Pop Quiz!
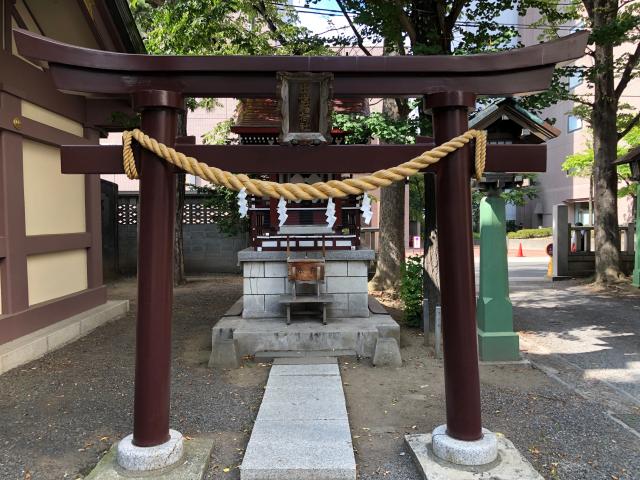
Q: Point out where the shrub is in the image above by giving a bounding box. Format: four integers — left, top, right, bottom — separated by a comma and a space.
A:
507, 227, 552, 239
400, 255, 424, 327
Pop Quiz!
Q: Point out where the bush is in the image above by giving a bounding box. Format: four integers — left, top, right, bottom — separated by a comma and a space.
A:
507, 227, 552, 239
400, 255, 423, 327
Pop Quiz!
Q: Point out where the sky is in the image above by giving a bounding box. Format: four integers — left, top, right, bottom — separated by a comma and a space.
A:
290, 0, 351, 39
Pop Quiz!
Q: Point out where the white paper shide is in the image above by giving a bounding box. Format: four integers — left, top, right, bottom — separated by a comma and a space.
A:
325, 197, 337, 229
277, 196, 288, 227
237, 187, 248, 219
360, 194, 373, 225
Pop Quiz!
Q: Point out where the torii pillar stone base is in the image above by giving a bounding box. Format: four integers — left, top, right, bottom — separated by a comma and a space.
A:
476, 194, 519, 362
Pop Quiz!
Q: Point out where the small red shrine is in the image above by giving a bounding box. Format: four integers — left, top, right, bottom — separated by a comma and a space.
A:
231, 97, 369, 251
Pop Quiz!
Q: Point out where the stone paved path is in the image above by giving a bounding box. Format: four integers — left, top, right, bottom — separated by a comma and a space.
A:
240, 358, 356, 480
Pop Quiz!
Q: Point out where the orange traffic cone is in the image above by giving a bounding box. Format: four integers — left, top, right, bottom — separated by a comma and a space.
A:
517, 242, 524, 257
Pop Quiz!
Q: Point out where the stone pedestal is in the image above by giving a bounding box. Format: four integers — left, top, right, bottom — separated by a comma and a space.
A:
476, 196, 519, 361
116, 429, 184, 471
405, 431, 543, 480
209, 248, 401, 367
238, 248, 373, 319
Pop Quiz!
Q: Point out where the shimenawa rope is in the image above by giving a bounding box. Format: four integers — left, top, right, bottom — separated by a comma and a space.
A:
122, 128, 486, 201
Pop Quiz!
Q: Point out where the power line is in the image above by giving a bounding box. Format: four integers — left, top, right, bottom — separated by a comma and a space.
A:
271, 2, 580, 31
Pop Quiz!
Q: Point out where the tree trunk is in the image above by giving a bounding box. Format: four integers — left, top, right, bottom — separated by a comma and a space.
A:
370, 97, 406, 292
591, 0, 624, 283
370, 181, 406, 291
174, 113, 187, 286
423, 172, 440, 327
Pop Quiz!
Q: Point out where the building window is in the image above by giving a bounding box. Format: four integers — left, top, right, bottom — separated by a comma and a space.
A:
568, 115, 583, 133
573, 202, 591, 225
568, 71, 582, 90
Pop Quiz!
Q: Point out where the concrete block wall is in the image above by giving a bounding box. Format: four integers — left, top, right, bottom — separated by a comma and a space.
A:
241, 260, 370, 319
118, 223, 247, 275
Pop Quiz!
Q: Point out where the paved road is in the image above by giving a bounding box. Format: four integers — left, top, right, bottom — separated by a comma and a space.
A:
474, 256, 550, 286
475, 256, 640, 437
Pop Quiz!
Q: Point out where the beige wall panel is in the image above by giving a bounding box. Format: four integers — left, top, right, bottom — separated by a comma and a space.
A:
22, 140, 86, 235
27, 250, 88, 305
21, 100, 84, 137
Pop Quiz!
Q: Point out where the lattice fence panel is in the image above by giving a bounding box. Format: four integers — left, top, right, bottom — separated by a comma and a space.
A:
117, 202, 138, 225
117, 196, 226, 225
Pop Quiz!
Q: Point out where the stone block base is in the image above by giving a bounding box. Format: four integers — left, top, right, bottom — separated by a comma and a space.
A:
209, 327, 241, 368
405, 432, 543, 480
210, 297, 400, 366
239, 248, 374, 319
372, 337, 402, 367
477, 329, 520, 362
0, 300, 129, 375
86, 435, 213, 479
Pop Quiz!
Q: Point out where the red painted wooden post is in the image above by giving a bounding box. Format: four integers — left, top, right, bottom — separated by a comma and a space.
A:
426, 91, 483, 442
131, 90, 183, 447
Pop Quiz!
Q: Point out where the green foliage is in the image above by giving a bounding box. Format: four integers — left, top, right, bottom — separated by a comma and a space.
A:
129, 0, 331, 112
563, 126, 639, 198
190, 184, 248, 236
110, 111, 140, 129
507, 228, 552, 239
400, 255, 424, 327
129, 0, 329, 56
334, 109, 427, 222
201, 119, 236, 145
192, 119, 248, 236
517, 0, 639, 128
333, 111, 421, 145
316, 0, 523, 56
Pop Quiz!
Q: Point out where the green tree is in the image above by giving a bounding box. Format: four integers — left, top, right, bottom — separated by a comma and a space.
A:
129, 0, 328, 283
520, 0, 640, 283
563, 126, 639, 221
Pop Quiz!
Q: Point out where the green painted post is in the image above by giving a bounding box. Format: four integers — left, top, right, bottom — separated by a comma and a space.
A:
633, 184, 640, 288
476, 193, 519, 361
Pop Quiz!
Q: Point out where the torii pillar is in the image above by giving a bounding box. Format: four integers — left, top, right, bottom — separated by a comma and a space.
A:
115, 90, 186, 471
424, 91, 497, 464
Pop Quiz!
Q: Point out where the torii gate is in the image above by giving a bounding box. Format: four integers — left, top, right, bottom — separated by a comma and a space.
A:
14, 28, 587, 472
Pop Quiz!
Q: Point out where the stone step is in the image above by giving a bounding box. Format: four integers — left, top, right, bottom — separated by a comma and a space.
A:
255, 349, 357, 362
273, 357, 337, 365
221, 316, 399, 359
240, 363, 356, 480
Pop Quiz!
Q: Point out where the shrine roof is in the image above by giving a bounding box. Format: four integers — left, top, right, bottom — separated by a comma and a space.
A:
232, 98, 368, 129
470, 98, 561, 142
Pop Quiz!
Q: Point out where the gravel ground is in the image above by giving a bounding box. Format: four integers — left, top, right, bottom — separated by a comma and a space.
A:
1, 276, 638, 480
0, 276, 268, 480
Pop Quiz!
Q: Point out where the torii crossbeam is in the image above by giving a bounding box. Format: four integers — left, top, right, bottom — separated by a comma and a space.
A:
14, 27, 588, 472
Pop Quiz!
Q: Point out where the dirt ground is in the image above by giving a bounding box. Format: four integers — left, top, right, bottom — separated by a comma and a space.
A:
0, 276, 638, 480
0, 276, 268, 480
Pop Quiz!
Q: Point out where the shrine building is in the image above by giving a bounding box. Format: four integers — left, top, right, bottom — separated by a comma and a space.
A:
0, 1, 141, 374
